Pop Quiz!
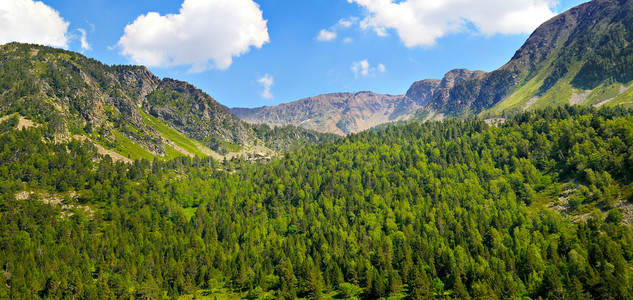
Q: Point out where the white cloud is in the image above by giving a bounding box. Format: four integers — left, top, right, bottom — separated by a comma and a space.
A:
257, 74, 274, 99
351, 59, 386, 78
77, 28, 91, 51
0, 0, 69, 47
348, 0, 558, 47
118, 0, 269, 72
352, 60, 370, 77
316, 29, 337, 42
343, 37, 354, 44
337, 18, 355, 28
316, 17, 359, 42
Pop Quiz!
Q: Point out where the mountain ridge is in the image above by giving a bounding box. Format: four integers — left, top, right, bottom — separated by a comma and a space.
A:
231, 68, 485, 135
0, 42, 335, 160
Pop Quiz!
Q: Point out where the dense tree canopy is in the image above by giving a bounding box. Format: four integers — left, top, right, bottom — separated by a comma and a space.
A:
1, 105, 633, 299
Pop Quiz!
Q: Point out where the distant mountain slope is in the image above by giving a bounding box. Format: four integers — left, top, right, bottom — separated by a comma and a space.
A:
0, 43, 333, 159
415, 0, 633, 116
232, 69, 484, 135
406, 69, 487, 108
232, 91, 420, 135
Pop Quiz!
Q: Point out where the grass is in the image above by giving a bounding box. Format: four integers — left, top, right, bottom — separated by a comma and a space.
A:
484, 52, 588, 116
91, 110, 219, 162
139, 110, 213, 157
111, 130, 155, 161
608, 82, 633, 107
219, 142, 242, 153
164, 144, 182, 160
585, 82, 624, 106
486, 61, 633, 117
179, 289, 350, 300
177, 282, 412, 300
534, 80, 574, 110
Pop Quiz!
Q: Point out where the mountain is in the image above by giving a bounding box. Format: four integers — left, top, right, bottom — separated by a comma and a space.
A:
0, 42, 334, 160
235, 0, 633, 133
231, 69, 484, 135
232, 91, 422, 135
411, 0, 633, 116
406, 68, 487, 108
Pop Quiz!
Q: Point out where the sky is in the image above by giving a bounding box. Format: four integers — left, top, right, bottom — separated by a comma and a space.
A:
0, 0, 589, 108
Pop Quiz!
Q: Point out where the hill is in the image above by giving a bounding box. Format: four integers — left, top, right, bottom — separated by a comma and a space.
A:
1, 105, 633, 298
0, 43, 335, 160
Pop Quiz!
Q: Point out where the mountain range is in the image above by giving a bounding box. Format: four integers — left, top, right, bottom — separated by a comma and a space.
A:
1, 0, 632, 156
233, 0, 633, 135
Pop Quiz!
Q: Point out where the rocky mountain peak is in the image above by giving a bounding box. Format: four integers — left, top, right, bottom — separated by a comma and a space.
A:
439, 69, 487, 89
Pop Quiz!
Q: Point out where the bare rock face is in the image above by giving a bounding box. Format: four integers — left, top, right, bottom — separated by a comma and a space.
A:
118, 66, 160, 105
406, 69, 487, 109
232, 91, 420, 135
406, 79, 440, 106
233, 68, 492, 135
439, 69, 487, 89
146, 78, 255, 151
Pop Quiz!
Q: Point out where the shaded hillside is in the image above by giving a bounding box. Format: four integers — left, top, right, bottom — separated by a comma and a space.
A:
406, 69, 487, 110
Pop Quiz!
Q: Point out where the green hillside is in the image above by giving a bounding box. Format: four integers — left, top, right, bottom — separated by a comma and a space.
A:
405, 0, 633, 118
0, 43, 335, 161
1, 106, 632, 299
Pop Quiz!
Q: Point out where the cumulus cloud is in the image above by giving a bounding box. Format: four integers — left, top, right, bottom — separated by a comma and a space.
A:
257, 74, 274, 99
77, 29, 91, 51
316, 29, 337, 41
0, 0, 69, 47
118, 0, 269, 72
351, 59, 386, 78
348, 0, 558, 47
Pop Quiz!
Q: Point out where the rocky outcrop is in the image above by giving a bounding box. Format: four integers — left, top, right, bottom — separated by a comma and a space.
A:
146, 78, 255, 150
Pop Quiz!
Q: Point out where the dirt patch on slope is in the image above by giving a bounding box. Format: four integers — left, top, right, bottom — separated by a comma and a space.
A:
15, 190, 94, 219
570, 90, 591, 105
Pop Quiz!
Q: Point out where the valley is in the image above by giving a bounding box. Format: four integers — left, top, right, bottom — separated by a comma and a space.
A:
1, 0, 633, 299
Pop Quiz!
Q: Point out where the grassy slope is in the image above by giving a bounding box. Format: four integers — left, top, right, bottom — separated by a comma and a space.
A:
484, 62, 632, 117
608, 84, 633, 107
140, 110, 215, 158
110, 130, 156, 161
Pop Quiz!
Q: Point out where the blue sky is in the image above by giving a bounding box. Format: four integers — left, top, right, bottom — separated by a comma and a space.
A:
1, 0, 588, 108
